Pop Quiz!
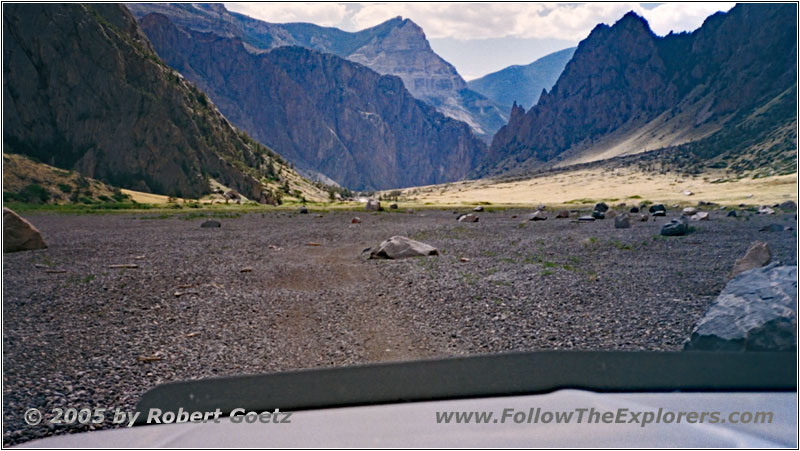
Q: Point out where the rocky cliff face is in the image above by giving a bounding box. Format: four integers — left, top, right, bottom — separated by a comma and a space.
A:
3, 3, 302, 200
484, 4, 797, 176
140, 13, 487, 190
467, 47, 576, 112
127, 4, 507, 138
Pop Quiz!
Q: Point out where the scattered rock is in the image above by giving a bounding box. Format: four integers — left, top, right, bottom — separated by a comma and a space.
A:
683, 190, 693, 196
660, 217, 689, 236
3, 208, 47, 252
298, 206, 308, 214
685, 263, 796, 352
555, 210, 570, 219
727, 210, 738, 217
365, 199, 381, 211
457, 213, 479, 223
779, 200, 797, 211
389, 203, 398, 210
526, 211, 548, 221
200, 220, 221, 228
690, 212, 709, 221
649, 204, 666, 214
605, 210, 617, 219
239, 267, 253, 273
729, 241, 771, 278
639, 214, 649, 222
459, 257, 470, 263
759, 224, 785, 232
536, 204, 546, 211
473, 206, 484, 212
652, 210, 666, 217
578, 216, 595, 222
681, 207, 698, 216
351, 217, 362, 224
629, 207, 640, 213
369, 236, 439, 259
614, 213, 631, 229
591, 210, 605, 220
109, 264, 139, 269
758, 206, 775, 215
594, 202, 609, 212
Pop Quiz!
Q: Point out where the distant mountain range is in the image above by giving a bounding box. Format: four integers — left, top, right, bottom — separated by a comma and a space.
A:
139, 13, 487, 190
467, 47, 576, 112
484, 3, 797, 177
126, 3, 507, 139
3, 4, 320, 202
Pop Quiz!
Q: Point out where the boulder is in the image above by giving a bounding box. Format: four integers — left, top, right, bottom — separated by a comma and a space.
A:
681, 207, 698, 216
649, 204, 666, 214
3, 208, 47, 252
629, 206, 640, 213
200, 220, 221, 228
779, 200, 797, 211
389, 203, 398, 210
729, 241, 771, 278
526, 211, 547, 221
578, 216, 595, 222
555, 210, 570, 219
727, 210, 738, 217
684, 264, 796, 352
639, 214, 649, 222
298, 206, 308, 214
660, 217, 689, 236
365, 199, 381, 211
605, 210, 617, 219
594, 202, 609, 212
614, 213, 631, 229
690, 212, 709, 221
591, 210, 605, 220
458, 213, 479, 223
757, 206, 775, 215
369, 236, 439, 259
473, 206, 484, 212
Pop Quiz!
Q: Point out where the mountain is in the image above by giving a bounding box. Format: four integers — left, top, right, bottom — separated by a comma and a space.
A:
126, 3, 508, 138
467, 47, 576, 112
139, 13, 487, 190
484, 4, 797, 177
3, 3, 322, 202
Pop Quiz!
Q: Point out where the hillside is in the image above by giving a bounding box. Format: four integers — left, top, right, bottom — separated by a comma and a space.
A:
139, 13, 487, 191
126, 3, 508, 138
484, 4, 797, 177
467, 47, 576, 112
3, 3, 323, 203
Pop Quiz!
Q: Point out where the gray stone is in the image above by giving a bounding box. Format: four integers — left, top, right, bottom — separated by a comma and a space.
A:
758, 206, 775, 215
730, 241, 771, 278
200, 220, 221, 228
690, 212, 709, 221
681, 207, 698, 216
591, 210, 605, 220
779, 200, 797, 211
369, 236, 439, 259
727, 210, 738, 217
629, 206, 640, 213
298, 206, 308, 214
578, 216, 595, 222
639, 213, 649, 222
365, 199, 381, 211
685, 264, 796, 352
594, 202, 609, 212
759, 224, 785, 232
525, 211, 547, 221
652, 210, 666, 217
536, 204, 546, 211
649, 204, 666, 214
473, 206, 484, 212
660, 217, 689, 236
3, 208, 47, 252
614, 213, 631, 229
555, 210, 570, 219
458, 213, 479, 223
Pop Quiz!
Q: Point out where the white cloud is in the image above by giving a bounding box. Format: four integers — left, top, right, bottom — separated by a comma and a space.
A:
226, 2, 735, 41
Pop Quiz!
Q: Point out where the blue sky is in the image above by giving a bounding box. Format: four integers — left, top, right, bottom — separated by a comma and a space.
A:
226, 2, 735, 80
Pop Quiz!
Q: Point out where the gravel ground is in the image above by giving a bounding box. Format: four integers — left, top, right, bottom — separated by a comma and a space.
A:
3, 207, 797, 444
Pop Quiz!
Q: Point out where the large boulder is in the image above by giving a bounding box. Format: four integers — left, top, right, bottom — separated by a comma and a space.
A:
729, 241, 771, 278
685, 264, 797, 352
660, 217, 689, 236
614, 213, 631, 229
594, 202, 609, 212
365, 199, 381, 211
369, 236, 439, 259
681, 207, 698, 216
3, 208, 47, 252
779, 200, 797, 211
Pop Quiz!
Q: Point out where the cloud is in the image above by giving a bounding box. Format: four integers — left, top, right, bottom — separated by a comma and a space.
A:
227, 2, 735, 41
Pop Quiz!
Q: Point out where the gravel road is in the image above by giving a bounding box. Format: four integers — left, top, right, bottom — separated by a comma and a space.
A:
3, 207, 796, 444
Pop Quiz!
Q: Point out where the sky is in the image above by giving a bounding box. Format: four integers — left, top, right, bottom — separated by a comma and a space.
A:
226, 2, 735, 80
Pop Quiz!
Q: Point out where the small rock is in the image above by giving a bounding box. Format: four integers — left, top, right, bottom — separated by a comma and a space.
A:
660, 217, 689, 236
652, 210, 666, 217
526, 211, 547, 221
779, 200, 797, 211
240, 267, 253, 273
389, 203, 398, 210
683, 190, 693, 196
536, 204, 546, 211
369, 236, 439, 259
298, 206, 308, 214
649, 204, 666, 214
727, 210, 738, 217
594, 202, 609, 212
555, 210, 569, 219
639, 214, 649, 222
458, 213, 479, 223
759, 224, 785, 232
351, 217, 362, 224
682, 207, 698, 216
758, 206, 775, 215
460, 257, 470, 263
614, 213, 631, 229
591, 210, 605, 220
473, 206, 484, 212
729, 241, 771, 278
200, 220, 221, 228
690, 212, 709, 221
578, 216, 595, 222
629, 207, 640, 213
605, 210, 617, 219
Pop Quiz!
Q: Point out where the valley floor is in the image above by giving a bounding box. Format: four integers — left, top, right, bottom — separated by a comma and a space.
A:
3, 208, 798, 444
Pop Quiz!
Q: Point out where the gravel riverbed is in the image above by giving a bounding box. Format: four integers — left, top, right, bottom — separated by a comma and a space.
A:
3, 207, 796, 444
